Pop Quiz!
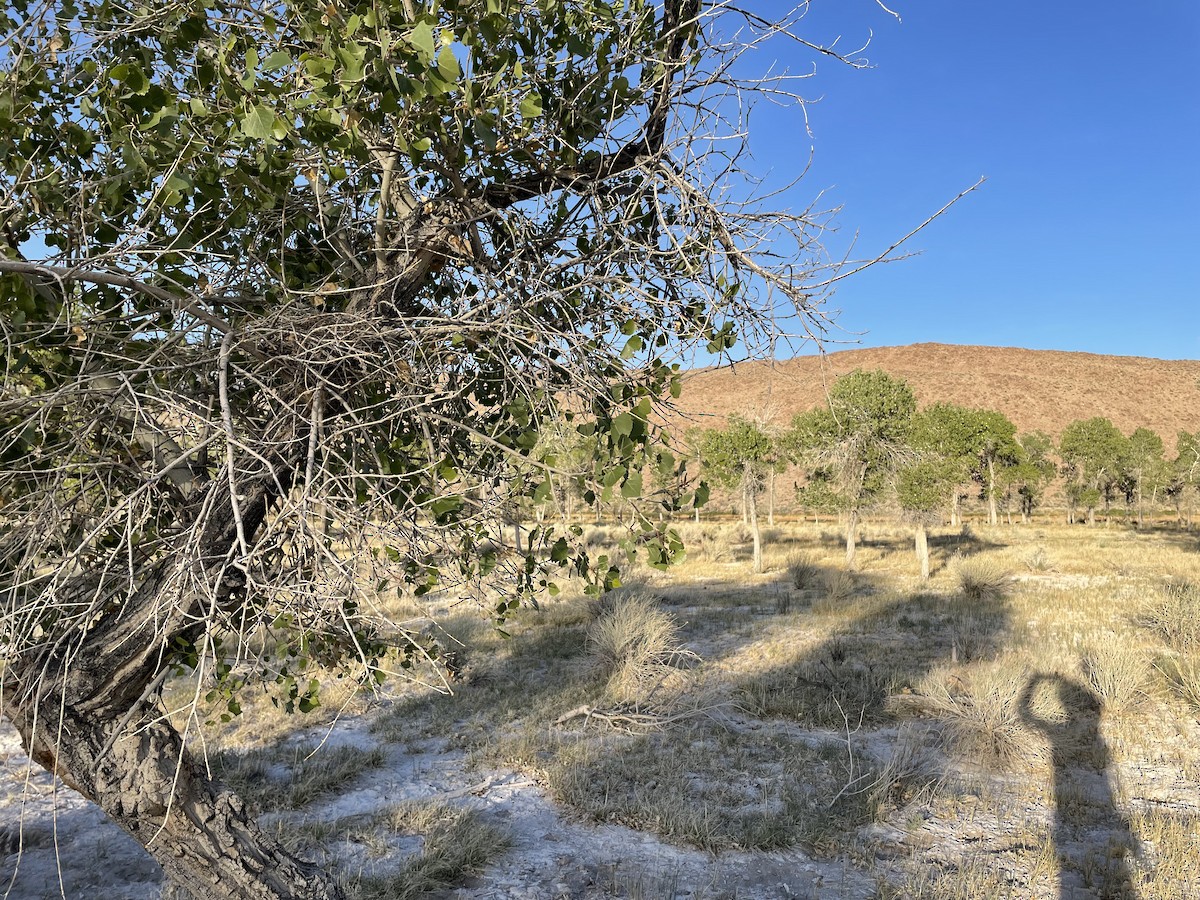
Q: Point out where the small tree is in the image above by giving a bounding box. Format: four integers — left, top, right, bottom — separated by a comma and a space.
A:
788, 370, 915, 568
973, 410, 1022, 526
1009, 431, 1057, 524
1170, 431, 1200, 527
699, 416, 778, 573
910, 403, 983, 527
1059, 417, 1128, 525
1121, 427, 1168, 527
896, 457, 956, 579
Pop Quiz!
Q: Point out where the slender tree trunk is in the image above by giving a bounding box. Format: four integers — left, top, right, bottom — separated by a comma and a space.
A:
845, 506, 859, 569
741, 485, 747, 526
914, 523, 929, 580
950, 492, 961, 528
987, 457, 998, 526
748, 477, 763, 574
767, 470, 775, 527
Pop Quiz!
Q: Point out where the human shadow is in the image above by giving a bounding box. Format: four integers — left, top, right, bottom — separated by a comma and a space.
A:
1019, 675, 1139, 900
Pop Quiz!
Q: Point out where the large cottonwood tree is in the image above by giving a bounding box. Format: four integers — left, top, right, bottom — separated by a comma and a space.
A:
0, 1, 874, 896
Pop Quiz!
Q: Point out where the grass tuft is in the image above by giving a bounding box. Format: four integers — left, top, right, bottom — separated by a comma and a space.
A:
953, 557, 1011, 603
786, 552, 821, 591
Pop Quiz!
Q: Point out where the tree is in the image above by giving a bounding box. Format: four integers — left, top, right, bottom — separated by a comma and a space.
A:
788, 369, 915, 568
1169, 430, 1200, 527
909, 403, 983, 527
1058, 417, 1128, 525
896, 456, 956, 579
699, 416, 778, 574
0, 3, 866, 896
972, 409, 1021, 526
1120, 427, 1167, 527
1009, 430, 1056, 524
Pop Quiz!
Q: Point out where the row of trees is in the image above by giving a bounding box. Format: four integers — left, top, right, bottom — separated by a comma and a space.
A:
692, 370, 1200, 575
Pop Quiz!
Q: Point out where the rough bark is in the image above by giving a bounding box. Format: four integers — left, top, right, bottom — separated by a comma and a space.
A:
3, 688, 341, 900
3, 439, 342, 899
987, 457, 998, 526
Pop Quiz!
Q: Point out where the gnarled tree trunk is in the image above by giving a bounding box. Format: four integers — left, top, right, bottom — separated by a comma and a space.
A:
3, 687, 341, 900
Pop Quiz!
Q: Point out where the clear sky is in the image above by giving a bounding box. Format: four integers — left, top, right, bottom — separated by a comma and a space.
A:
740, 0, 1200, 361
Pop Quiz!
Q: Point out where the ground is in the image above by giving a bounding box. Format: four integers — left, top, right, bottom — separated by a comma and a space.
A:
2, 519, 1199, 899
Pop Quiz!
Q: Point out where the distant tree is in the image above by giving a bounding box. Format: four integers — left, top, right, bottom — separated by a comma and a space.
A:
896, 456, 957, 579
1169, 430, 1200, 528
1059, 417, 1128, 525
973, 410, 1022, 526
787, 370, 915, 568
908, 403, 980, 527
1009, 431, 1057, 524
699, 416, 778, 573
1120, 427, 1168, 527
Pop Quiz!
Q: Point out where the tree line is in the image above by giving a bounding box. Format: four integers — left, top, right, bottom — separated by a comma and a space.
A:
686, 369, 1200, 575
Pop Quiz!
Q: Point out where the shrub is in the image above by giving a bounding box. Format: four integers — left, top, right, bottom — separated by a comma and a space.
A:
1082, 640, 1148, 713
823, 568, 857, 603
786, 552, 821, 591
1142, 579, 1200, 653
586, 591, 693, 704
954, 557, 1010, 603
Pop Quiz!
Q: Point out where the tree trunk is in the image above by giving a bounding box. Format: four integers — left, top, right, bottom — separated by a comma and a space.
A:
987, 457, 998, 526
741, 484, 747, 526
845, 506, 859, 569
1087, 506, 1095, 526
914, 523, 929, 580
2, 433, 342, 899
767, 470, 775, 527
950, 492, 961, 528
3, 688, 340, 899
748, 475, 763, 574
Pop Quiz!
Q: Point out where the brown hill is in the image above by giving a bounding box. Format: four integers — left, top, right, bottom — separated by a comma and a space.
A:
671, 343, 1200, 447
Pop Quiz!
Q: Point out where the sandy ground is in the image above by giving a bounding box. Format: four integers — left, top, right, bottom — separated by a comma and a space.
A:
0, 716, 876, 900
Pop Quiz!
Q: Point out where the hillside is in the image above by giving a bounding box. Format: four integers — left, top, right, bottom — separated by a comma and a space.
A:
671, 343, 1200, 446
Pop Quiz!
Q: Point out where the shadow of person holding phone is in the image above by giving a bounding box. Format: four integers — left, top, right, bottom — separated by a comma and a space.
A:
1020, 674, 1139, 899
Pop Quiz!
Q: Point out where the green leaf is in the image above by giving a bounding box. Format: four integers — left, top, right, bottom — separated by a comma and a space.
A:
408, 22, 436, 63
612, 411, 633, 439
239, 104, 276, 139
620, 335, 643, 360
437, 46, 461, 81
519, 93, 543, 119
621, 470, 643, 498
263, 51, 292, 72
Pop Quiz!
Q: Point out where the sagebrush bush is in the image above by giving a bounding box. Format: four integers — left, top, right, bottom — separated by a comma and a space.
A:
954, 557, 1010, 603
1154, 654, 1200, 711
912, 667, 1040, 772
823, 568, 857, 603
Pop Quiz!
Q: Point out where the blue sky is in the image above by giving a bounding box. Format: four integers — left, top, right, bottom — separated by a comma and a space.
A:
740, 0, 1200, 361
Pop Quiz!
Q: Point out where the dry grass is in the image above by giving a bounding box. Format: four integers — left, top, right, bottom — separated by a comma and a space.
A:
184, 518, 1200, 899
953, 556, 1011, 603
786, 551, 821, 591
585, 590, 694, 705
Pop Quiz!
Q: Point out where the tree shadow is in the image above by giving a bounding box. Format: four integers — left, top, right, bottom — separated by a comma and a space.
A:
1019, 675, 1140, 900
735, 582, 1011, 730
